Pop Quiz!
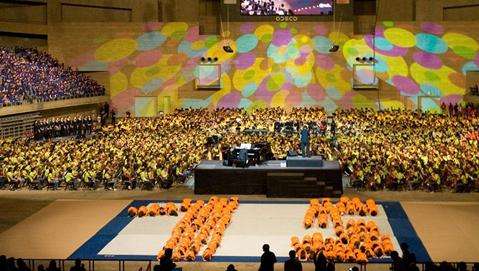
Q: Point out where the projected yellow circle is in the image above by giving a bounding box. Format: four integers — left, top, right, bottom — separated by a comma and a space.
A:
384, 28, 416, 48
95, 39, 137, 62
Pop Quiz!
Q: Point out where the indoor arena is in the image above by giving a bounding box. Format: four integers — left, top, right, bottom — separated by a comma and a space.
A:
0, 1, 479, 271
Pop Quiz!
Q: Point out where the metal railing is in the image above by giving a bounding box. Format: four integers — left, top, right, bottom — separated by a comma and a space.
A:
18, 259, 479, 271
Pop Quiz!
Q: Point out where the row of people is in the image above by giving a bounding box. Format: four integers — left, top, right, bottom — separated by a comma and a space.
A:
0, 256, 83, 271
0, 47, 105, 107
3, 243, 479, 271
1, 107, 478, 191
0, 154, 185, 191
33, 115, 95, 140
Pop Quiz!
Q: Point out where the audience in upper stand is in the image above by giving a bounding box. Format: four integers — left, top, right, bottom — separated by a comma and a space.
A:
0, 106, 478, 191
0, 47, 105, 107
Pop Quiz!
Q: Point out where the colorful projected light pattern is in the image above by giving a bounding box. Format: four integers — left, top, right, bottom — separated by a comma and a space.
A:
73, 22, 479, 113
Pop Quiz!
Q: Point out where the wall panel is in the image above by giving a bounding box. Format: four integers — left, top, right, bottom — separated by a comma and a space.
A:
0, 3, 47, 24
416, 0, 479, 21
61, 4, 132, 22
444, 5, 479, 21
47, 21, 479, 114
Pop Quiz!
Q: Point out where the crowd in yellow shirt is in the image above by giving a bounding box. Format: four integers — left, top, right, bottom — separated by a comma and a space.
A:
0, 107, 478, 191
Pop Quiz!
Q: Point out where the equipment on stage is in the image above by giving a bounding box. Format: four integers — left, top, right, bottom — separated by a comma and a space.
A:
242, 128, 268, 135
274, 121, 325, 135
222, 142, 274, 168
286, 156, 324, 168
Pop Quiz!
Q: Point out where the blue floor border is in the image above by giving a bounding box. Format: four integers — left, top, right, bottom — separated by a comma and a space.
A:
69, 200, 431, 263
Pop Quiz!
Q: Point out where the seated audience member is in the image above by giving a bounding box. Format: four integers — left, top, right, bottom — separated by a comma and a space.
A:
457, 262, 467, 271
284, 250, 302, 271
46, 260, 60, 271
69, 260, 86, 271
390, 251, 405, 271
439, 261, 455, 271
7, 257, 17, 271
0, 255, 7, 271
326, 261, 335, 271
16, 258, 31, 271
226, 264, 237, 271
314, 251, 327, 271
155, 248, 176, 271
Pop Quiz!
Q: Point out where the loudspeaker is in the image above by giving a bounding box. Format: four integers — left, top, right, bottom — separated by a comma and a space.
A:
223, 45, 234, 53
329, 45, 339, 52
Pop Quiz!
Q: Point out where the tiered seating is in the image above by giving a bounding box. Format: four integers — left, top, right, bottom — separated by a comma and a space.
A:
0, 47, 105, 107
0, 107, 478, 192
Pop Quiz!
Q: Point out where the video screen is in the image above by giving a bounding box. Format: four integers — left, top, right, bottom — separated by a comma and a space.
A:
240, 0, 333, 16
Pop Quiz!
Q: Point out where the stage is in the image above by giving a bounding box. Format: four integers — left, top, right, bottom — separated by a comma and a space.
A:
194, 158, 342, 197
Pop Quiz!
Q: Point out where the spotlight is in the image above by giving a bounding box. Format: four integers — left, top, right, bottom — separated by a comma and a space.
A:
200, 57, 206, 63
329, 44, 339, 52
223, 45, 234, 53
213, 57, 218, 62
368, 57, 377, 63
362, 57, 368, 62
355, 57, 361, 62
207, 57, 212, 62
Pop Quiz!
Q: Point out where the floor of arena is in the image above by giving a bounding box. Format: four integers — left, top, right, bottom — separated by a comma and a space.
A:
0, 186, 478, 270
68, 200, 422, 262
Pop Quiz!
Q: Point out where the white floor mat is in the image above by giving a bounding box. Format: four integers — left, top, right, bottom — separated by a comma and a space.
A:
99, 202, 401, 258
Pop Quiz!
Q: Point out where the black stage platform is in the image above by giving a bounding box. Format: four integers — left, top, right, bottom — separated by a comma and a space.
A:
194, 158, 342, 197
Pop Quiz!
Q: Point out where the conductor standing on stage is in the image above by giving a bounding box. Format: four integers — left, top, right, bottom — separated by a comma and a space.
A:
300, 125, 310, 157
